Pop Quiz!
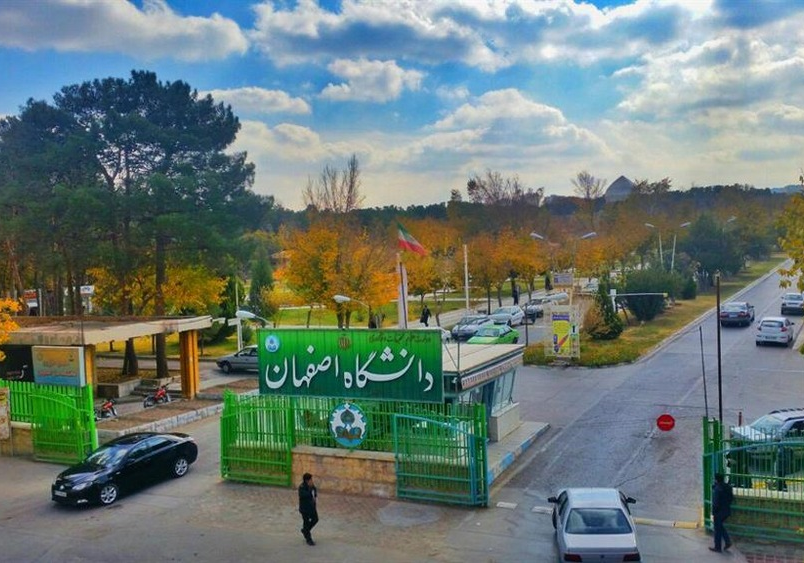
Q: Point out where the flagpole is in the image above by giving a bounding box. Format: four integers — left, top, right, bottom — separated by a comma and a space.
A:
397, 253, 409, 328
464, 244, 469, 311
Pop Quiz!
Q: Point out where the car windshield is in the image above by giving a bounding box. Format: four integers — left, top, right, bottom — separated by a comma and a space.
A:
785, 294, 803, 302
85, 444, 129, 468
475, 327, 501, 337
722, 303, 745, 312
761, 320, 783, 329
491, 308, 510, 315
459, 316, 484, 325
750, 414, 785, 435
565, 508, 633, 534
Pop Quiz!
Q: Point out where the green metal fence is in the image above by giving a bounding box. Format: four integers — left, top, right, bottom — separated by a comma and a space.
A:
220, 392, 294, 486
703, 417, 804, 543
30, 387, 97, 464
393, 412, 487, 506
220, 392, 488, 506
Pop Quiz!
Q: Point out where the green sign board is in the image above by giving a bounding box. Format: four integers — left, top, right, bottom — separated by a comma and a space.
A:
257, 329, 443, 402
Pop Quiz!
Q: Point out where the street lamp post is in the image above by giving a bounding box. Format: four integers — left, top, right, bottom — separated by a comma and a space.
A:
715, 271, 723, 425
644, 223, 663, 269
670, 222, 692, 272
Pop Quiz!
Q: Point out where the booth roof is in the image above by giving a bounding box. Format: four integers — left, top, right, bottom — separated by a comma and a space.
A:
5, 315, 213, 347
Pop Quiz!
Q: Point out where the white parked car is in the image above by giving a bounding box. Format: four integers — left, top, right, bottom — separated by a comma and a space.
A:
488, 305, 525, 326
755, 316, 795, 347
548, 488, 641, 563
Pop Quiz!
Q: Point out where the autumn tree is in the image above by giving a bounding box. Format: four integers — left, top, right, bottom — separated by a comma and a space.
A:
778, 192, 804, 291
0, 299, 20, 363
466, 169, 543, 206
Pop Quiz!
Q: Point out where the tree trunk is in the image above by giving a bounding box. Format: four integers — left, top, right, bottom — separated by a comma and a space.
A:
122, 338, 139, 376
154, 235, 169, 379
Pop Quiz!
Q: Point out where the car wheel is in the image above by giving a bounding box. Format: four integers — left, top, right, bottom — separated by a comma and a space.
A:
98, 483, 119, 505
513, 337, 519, 344
219, 362, 232, 374
171, 456, 190, 478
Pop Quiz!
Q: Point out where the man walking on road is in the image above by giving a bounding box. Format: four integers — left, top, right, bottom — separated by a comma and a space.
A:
710, 473, 733, 553
298, 473, 319, 546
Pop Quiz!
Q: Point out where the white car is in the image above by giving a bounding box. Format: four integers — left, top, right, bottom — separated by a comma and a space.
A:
488, 305, 525, 326
548, 488, 641, 563
755, 316, 795, 347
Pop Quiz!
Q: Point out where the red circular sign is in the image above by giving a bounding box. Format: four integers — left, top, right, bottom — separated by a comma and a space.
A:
656, 414, 675, 432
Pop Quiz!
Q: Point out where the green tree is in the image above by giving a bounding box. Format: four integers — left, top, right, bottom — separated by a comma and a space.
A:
52, 70, 260, 377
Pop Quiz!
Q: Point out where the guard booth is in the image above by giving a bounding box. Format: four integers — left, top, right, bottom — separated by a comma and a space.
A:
1, 315, 212, 461
220, 328, 526, 507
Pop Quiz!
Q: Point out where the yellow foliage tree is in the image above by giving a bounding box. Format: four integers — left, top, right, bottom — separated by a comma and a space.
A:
778, 192, 804, 291
0, 299, 20, 362
88, 265, 225, 315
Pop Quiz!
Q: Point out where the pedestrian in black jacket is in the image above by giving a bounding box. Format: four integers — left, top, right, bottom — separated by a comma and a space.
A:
298, 473, 319, 546
710, 473, 733, 553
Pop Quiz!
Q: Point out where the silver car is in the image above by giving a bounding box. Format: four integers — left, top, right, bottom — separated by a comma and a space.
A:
450, 315, 493, 341
548, 488, 641, 562
781, 292, 804, 315
488, 305, 525, 326
755, 316, 795, 347
215, 345, 259, 373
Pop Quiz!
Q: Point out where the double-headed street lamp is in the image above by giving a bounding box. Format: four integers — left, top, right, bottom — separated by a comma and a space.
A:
333, 294, 376, 328
645, 222, 692, 271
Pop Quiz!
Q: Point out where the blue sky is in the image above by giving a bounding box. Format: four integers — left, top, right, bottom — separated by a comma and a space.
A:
1, 0, 803, 210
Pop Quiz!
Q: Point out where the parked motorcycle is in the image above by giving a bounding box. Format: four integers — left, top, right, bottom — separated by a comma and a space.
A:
143, 385, 172, 408
94, 398, 118, 421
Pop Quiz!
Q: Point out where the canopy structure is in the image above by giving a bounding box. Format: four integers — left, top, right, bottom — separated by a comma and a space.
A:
3, 315, 213, 398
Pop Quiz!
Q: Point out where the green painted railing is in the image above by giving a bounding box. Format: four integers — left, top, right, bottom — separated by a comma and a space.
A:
703, 417, 804, 543
393, 410, 488, 506
220, 391, 487, 504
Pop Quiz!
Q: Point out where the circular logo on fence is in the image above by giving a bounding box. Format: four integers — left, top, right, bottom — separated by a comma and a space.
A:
264, 334, 280, 353
329, 402, 368, 448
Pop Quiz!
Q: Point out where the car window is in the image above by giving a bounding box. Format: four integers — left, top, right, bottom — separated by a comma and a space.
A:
761, 320, 783, 329
565, 508, 633, 534
86, 445, 128, 467
128, 441, 151, 461
143, 436, 172, 454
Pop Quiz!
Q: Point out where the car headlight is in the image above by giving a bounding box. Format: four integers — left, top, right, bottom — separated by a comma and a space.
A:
72, 481, 93, 491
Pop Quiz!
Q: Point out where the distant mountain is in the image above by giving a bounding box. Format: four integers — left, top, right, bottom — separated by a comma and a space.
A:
769, 184, 803, 194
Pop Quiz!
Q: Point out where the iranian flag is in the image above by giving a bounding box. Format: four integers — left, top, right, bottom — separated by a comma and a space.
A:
397, 223, 427, 255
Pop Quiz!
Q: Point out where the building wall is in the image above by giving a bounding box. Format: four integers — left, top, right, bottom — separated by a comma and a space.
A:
292, 445, 397, 498
0, 423, 33, 456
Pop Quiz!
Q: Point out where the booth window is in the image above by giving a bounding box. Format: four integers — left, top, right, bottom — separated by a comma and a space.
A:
491, 370, 516, 415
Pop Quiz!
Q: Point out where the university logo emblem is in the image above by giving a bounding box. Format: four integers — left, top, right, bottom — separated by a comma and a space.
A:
329, 402, 368, 448
264, 334, 280, 353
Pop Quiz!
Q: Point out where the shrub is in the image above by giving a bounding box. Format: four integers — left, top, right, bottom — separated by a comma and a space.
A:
584, 285, 624, 340
681, 276, 697, 299
623, 268, 676, 321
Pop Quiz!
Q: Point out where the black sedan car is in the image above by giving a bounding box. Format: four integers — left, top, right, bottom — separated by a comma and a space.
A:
719, 301, 755, 327
52, 432, 198, 506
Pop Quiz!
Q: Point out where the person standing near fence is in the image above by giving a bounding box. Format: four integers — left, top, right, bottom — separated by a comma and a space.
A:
298, 473, 319, 546
710, 473, 733, 553
420, 304, 431, 327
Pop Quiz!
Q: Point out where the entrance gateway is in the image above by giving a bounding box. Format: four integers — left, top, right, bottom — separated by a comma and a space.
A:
220, 328, 525, 506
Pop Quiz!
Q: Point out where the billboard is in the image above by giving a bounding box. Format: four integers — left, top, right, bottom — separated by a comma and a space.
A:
547, 305, 580, 359
32, 346, 86, 387
258, 329, 443, 402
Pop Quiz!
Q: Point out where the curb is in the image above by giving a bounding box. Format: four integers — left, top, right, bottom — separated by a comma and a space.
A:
487, 422, 550, 486
633, 516, 699, 529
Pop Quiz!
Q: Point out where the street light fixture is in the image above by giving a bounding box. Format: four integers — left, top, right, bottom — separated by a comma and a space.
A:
235, 309, 269, 327
670, 221, 692, 272
333, 294, 375, 328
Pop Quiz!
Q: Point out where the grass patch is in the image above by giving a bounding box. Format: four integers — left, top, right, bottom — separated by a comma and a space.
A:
525, 255, 786, 367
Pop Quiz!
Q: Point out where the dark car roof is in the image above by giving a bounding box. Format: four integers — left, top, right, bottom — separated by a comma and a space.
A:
106, 432, 187, 447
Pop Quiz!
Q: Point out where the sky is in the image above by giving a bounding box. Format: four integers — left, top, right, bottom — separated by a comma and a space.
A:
1, 0, 803, 211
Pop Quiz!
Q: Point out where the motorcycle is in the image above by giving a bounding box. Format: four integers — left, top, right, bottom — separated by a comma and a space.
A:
94, 398, 118, 421
143, 385, 172, 408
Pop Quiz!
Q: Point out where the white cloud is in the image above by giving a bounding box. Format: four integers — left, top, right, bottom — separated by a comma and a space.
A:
320, 59, 424, 102
0, 0, 247, 61
202, 87, 310, 115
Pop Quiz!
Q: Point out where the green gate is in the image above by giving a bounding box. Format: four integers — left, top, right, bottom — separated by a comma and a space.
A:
220, 391, 293, 486
703, 417, 804, 543
393, 411, 488, 506
31, 386, 96, 464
